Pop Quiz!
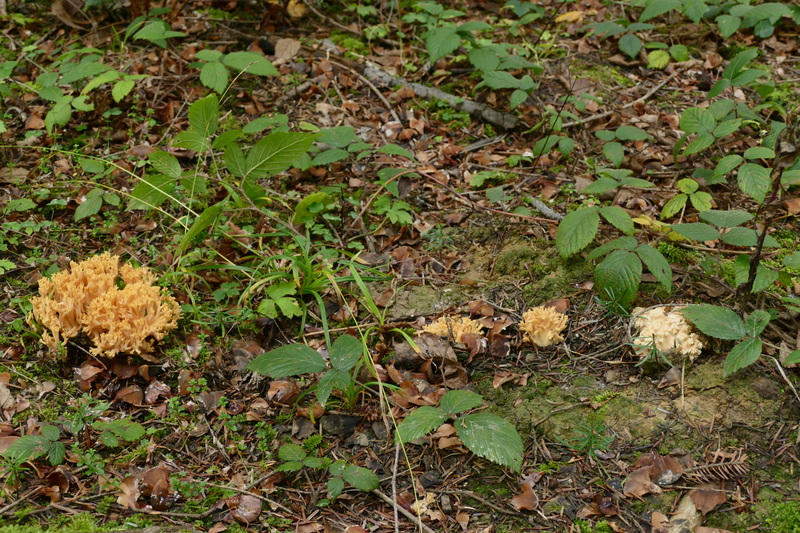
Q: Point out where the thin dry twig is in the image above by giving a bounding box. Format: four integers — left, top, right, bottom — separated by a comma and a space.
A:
371, 489, 438, 533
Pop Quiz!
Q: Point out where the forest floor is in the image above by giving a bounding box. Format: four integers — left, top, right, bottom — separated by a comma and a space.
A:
1, 0, 800, 531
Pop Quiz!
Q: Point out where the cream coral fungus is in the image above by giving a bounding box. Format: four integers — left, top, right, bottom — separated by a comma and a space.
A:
29, 253, 181, 357
519, 306, 568, 347
422, 316, 484, 343
632, 306, 704, 361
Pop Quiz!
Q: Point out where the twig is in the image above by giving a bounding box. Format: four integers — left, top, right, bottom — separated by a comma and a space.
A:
203, 481, 294, 514
392, 444, 400, 533
770, 356, 800, 405
371, 489, 437, 533
562, 70, 681, 128
438, 489, 528, 517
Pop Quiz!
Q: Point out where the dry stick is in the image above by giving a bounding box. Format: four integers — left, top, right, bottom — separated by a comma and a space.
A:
438, 489, 528, 517
371, 489, 437, 533
770, 356, 800, 405
392, 444, 401, 533
561, 70, 681, 128
362, 63, 522, 131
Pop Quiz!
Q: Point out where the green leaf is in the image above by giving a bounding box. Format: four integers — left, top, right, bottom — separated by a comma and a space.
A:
176, 202, 224, 256
112, 79, 135, 102
556, 207, 600, 257
707, 78, 731, 99
661, 194, 687, 219
188, 93, 219, 138
80, 69, 119, 94
223, 144, 247, 178
278, 443, 307, 461
682, 0, 708, 23
712, 118, 742, 138
781, 169, 800, 187
720, 227, 760, 246
635, 243, 672, 291
698, 209, 753, 228
509, 89, 528, 110
196, 49, 224, 61
716, 14, 741, 37
683, 132, 715, 156
731, 69, 766, 87
744, 146, 775, 160
45, 96, 73, 134
149, 150, 182, 179
737, 163, 771, 203
200, 61, 228, 93
715, 155, 743, 177
647, 50, 670, 69
127, 174, 174, 211
469, 47, 500, 72
426, 26, 461, 63
222, 51, 278, 76
60, 61, 113, 84
247, 343, 327, 378
586, 236, 638, 261
133, 20, 185, 47
329, 334, 362, 372
439, 390, 483, 416
688, 191, 712, 211
342, 465, 380, 491
669, 44, 690, 61
619, 177, 656, 188
784, 252, 800, 268
310, 148, 349, 166
327, 476, 345, 500
74, 190, 104, 221
723, 337, 762, 377
784, 350, 800, 365
744, 310, 771, 337
594, 249, 642, 309
582, 177, 621, 195
733, 254, 779, 292
599, 205, 634, 235
317, 126, 358, 148
618, 33, 643, 59
640, 0, 681, 21
680, 304, 746, 340
455, 413, 523, 472
292, 191, 334, 225
482, 70, 522, 89
671, 222, 719, 241
212, 130, 244, 150
680, 107, 715, 134
396, 406, 449, 443
615, 125, 652, 141
376, 144, 415, 159
723, 48, 758, 80
603, 141, 625, 167
276, 461, 304, 472
245, 132, 317, 180
173, 130, 210, 152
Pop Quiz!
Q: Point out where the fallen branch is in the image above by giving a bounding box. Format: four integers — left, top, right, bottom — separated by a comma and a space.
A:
362, 63, 522, 131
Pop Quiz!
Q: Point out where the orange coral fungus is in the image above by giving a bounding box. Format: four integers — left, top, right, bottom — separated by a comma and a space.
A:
29, 253, 181, 357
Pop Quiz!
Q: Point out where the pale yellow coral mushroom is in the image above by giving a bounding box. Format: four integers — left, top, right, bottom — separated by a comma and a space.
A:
519, 306, 568, 347
422, 316, 484, 343
29, 253, 181, 358
632, 306, 704, 361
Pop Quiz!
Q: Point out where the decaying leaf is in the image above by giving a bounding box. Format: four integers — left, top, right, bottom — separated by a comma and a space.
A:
509, 482, 538, 511
690, 488, 726, 515
623, 467, 661, 498
227, 493, 263, 523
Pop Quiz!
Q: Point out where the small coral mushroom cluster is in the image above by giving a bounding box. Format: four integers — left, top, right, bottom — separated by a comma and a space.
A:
29, 253, 181, 358
423, 305, 568, 348
632, 306, 705, 362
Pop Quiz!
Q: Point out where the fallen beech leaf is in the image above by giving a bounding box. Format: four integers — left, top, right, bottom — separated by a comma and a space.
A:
274, 38, 301, 60
651, 511, 669, 533
623, 467, 661, 498
144, 381, 171, 404
228, 493, 262, 523
117, 476, 140, 509
690, 489, 726, 515
657, 366, 681, 389
456, 511, 470, 530
141, 465, 173, 511
115, 385, 143, 406
510, 483, 539, 511
267, 380, 300, 405
110, 357, 138, 379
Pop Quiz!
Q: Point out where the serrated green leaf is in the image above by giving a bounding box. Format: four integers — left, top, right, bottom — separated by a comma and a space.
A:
149, 151, 182, 179
293, 191, 334, 225
329, 334, 362, 372
81, 69, 119, 95
45, 96, 73, 134
196, 49, 223, 61
784, 350, 800, 365
439, 390, 484, 416
556, 207, 600, 257
396, 406, 448, 443
188, 93, 219, 137
200, 61, 228, 93
455, 413, 523, 472
682, 0, 708, 23
744, 310, 771, 337
680, 107, 715, 134
720, 226, 760, 246
327, 476, 345, 500
670, 44, 690, 61
689, 191, 712, 211
173, 130, 210, 152
482, 70, 522, 89
712, 118, 742, 138
247, 343, 326, 378
509, 89, 528, 110
245, 132, 316, 180
127, 173, 175, 211
698, 209, 753, 228
784, 252, 800, 268
278, 443, 307, 461
619, 177, 656, 188
640, 0, 681, 21
222, 51, 278, 76
376, 144, 415, 159
716, 14, 741, 37
647, 50, 670, 69
680, 304, 745, 340
582, 177, 621, 195
112, 79, 135, 102
586, 236, 638, 261
618, 33, 643, 59
342, 465, 380, 491
74, 193, 103, 221
469, 47, 500, 72
276, 461, 304, 472
683, 132, 715, 156
600, 205, 634, 235
426, 26, 461, 63
731, 68, 767, 87
616, 125, 652, 141
715, 154, 743, 177
594, 249, 642, 309
671, 222, 719, 241
744, 146, 775, 160
708, 78, 731, 99
723, 337, 762, 377
723, 48, 758, 79
737, 163, 771, 203
603, 141, 625, 167
636, 243, 672, 291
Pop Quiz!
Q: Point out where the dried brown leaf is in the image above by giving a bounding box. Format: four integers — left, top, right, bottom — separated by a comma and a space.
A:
227, 493, 263, 523
509, 483, 539, 511
623, 467, 661, 498
690, 489, 726, 515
